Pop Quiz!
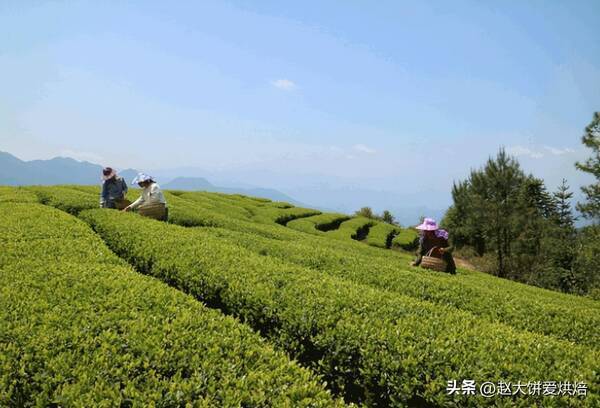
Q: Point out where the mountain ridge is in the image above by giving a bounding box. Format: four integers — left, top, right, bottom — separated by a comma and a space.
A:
0, 151, 303, 204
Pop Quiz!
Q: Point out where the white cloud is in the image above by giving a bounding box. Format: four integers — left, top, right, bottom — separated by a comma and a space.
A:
507, 145, 535, 157
353, 144, 377, 154
271, 79, 297, 91
543, 146, 575, 155
507, 145, 576, 160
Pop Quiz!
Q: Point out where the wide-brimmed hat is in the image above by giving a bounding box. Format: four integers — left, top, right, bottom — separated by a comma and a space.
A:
102, 167, 116, 181
416, 217, 439, 231
132, 172, 154, 185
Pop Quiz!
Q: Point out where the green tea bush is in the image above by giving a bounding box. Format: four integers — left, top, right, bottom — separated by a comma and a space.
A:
177, 192, 255, 220
26, 186, 98, 214
0, 186, 39, 203
80, 209, 599, 407
205, 224, 600, 349
252, 207, 322, 225
149, 189, 600, 348
287, 213, 351, 235
0, 203, 339, 407
325, 217, 374, 241
165, 192, 301, 241
364, 222, 400, 249
392, 228, 419, 250
47, 185, 599, 347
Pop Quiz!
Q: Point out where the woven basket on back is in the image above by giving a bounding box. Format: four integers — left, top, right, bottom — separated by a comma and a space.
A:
138, 202, 167, 221
421, 247, 447, 272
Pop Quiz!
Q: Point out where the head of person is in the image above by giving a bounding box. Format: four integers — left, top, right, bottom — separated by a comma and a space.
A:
102, 167, 116, 181
416, 218, 438, 239
132, 173, 154, 188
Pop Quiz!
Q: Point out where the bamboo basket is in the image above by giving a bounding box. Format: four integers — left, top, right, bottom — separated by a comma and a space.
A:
115, 199, 131, 210
421, 247, 447, 272
138, 202, 167, 221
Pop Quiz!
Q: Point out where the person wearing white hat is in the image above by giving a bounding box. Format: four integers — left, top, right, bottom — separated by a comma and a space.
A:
100, 167, 128, 209
123, 173, 168, 220
410, 217, 456, 274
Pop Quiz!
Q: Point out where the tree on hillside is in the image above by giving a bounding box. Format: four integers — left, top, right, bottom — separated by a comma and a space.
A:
443, 145, 596, 294
554, 179, 576, 230
575, 112, 600, 221
355, 207, 375, 219
469, 148, 525, 278
442, 180, 486, 255
381, 210, 395, 224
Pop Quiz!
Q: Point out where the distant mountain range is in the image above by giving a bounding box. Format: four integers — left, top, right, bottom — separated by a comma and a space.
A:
0, 151, 301, 204
0, 151, 138, 186
162, 177, 302, 205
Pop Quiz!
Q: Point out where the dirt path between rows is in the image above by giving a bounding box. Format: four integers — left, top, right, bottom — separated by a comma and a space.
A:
454, 257, 477, 271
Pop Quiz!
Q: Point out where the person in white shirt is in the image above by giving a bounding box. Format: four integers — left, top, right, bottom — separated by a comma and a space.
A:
123, 173, 168, 220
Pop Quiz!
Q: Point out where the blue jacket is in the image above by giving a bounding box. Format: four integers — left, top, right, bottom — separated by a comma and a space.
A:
100, 176, 128, 207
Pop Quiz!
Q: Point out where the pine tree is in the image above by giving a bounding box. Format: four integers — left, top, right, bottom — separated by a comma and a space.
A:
471, 148, 524, 278
575, 112, 600, 221
553, 179, 575, 230
355, 207, 374, 219
381, 210, 395, 224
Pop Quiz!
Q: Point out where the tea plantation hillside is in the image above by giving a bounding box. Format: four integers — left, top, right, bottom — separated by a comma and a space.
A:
1, 185, 598, 407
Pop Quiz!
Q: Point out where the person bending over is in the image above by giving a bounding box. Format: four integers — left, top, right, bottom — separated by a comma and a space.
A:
411, 217, 456, 274
123, 173, 168, 221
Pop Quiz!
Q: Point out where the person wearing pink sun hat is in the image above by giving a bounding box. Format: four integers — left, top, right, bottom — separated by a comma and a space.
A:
411, 217, 456, 274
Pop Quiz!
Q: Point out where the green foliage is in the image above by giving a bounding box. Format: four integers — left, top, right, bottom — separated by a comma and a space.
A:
391, 228, 419, 250
199, 220, 600, 349
252, 207, 322, 226
575, 111, 600, 221
554, 179, 576, 230
0, 186, 39, 203
381, 210, 395, 224
0, 203, 337, 407
353, 207, 396, 225
26, 185, 99, 214
365, 222, 401, 249
354, 206, 374, 219
80, 209, 599, 407
287, 213, 351, 235
326, 217, 374, 241
572, 225, 600, 294
441, 149, 591, 293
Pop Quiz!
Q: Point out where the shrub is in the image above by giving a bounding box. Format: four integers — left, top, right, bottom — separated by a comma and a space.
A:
197, 221, 600, 350
326, 217, 375, 241
287, 213, 351, 235
0, 203, 339, 407
26, 186, 98, 214
80, 209, 599, 407
392, 228, 419, 250
365, 222, 401, 249
251, 207, 321, 226
0, 186, 39, 203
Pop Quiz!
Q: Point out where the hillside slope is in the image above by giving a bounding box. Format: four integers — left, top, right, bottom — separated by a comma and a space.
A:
1, 185, 598, 407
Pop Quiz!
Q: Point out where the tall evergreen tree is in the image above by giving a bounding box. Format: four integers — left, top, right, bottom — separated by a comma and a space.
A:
381, 210, 395, 224
470, 148, 525, 277
554, 179, 576, 230
575, 112, 600, 221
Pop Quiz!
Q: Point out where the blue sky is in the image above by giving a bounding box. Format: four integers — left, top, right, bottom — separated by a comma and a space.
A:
1, 0, 599, 216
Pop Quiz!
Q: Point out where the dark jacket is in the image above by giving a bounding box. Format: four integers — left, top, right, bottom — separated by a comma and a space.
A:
414, 233, 456, 273
100, 176, 128, 208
